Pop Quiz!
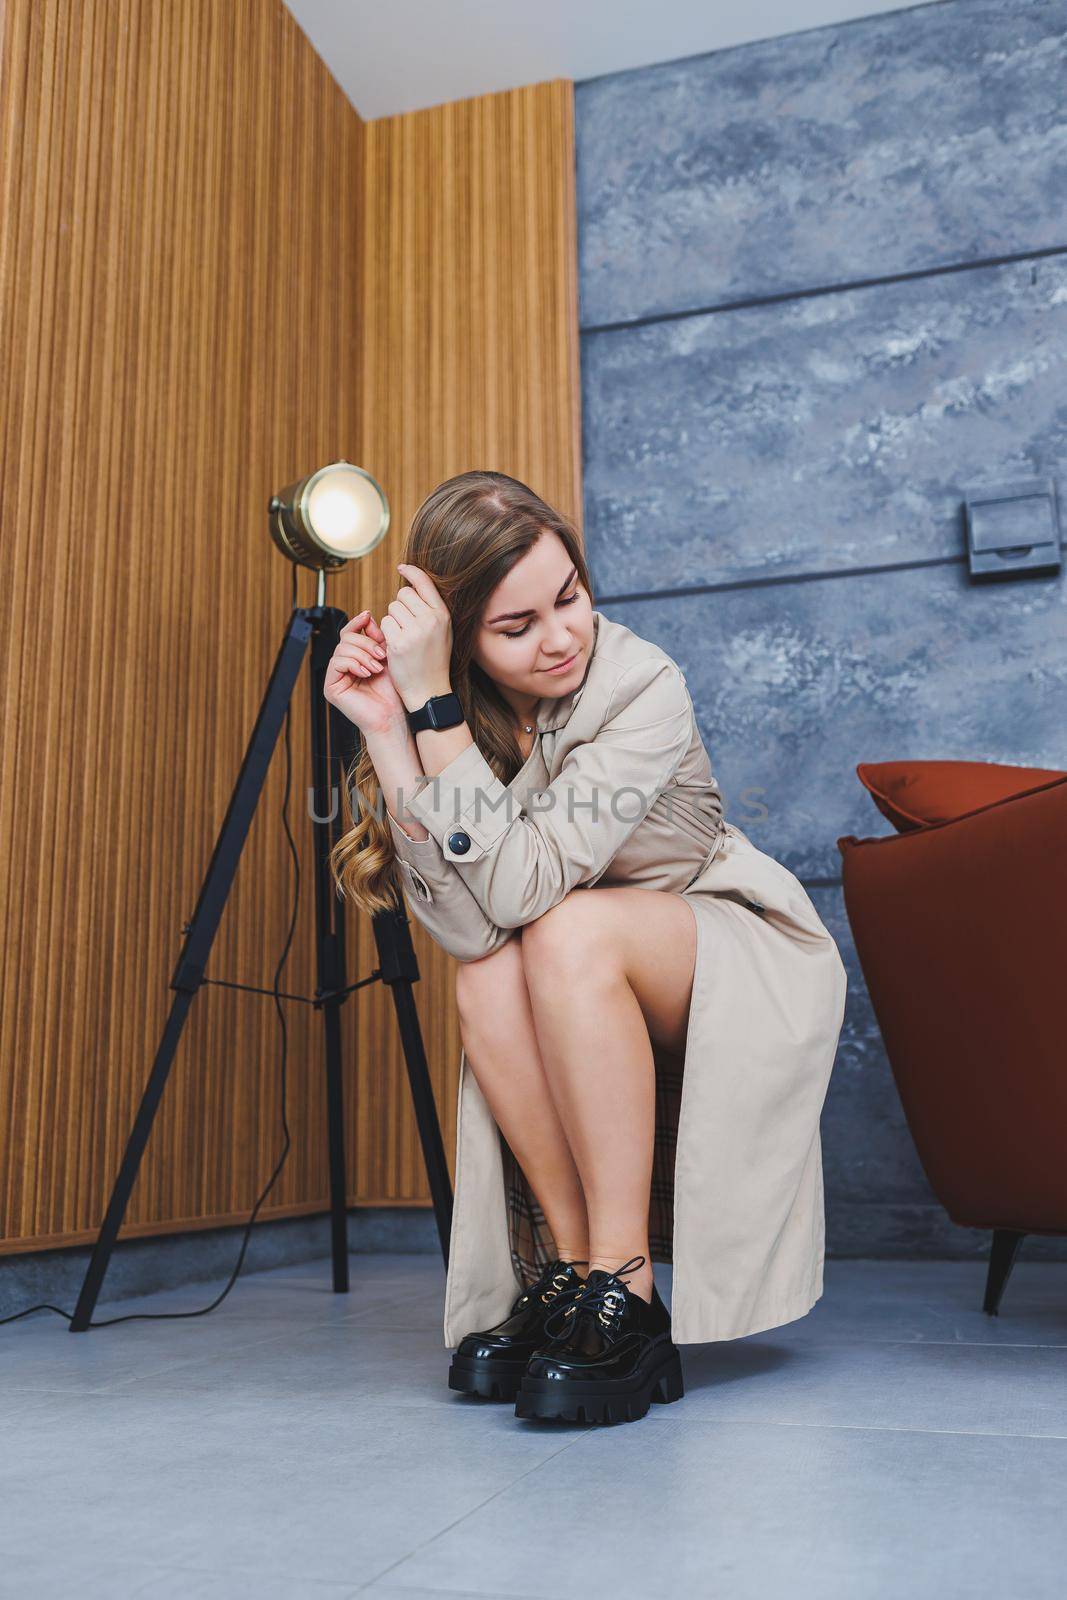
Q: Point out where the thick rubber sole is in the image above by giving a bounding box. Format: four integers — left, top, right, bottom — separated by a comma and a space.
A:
448, 1352, 528, 1402
514, 1342, 685, 1424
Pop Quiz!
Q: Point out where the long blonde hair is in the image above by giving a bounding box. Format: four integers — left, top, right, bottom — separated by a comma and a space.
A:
328, 472, 593, 915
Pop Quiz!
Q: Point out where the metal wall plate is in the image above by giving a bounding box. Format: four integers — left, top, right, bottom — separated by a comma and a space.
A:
963, 477, 1061, 582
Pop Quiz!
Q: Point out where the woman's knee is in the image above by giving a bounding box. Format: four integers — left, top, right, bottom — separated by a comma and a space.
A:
520, 891, 622, 980
454, 931, 525, 1023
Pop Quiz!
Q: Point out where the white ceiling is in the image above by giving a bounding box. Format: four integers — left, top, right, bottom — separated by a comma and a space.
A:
283, 0, 928, 121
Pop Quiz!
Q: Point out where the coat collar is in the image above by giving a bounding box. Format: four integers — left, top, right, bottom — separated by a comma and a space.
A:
533, 609, 602, 733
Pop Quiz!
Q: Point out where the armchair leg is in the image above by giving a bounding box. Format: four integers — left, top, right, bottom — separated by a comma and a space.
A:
983, 1229, 1026, 1316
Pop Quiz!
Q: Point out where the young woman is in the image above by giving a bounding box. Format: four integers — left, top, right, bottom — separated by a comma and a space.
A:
325, 472, 848, 1426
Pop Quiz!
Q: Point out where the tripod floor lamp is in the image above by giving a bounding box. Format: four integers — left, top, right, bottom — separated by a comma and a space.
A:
71, 461, 451, 1331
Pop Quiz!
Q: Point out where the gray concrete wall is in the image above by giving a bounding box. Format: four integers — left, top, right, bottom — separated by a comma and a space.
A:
0, 1210, 442, 1321
575, 0, 1067, 1259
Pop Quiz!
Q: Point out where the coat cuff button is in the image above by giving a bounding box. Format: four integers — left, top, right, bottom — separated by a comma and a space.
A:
446, 830, 472, 854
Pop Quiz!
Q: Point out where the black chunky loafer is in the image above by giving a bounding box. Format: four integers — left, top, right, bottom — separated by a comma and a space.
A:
514, 1253, 684, 1424
447, 1258, 587, 1401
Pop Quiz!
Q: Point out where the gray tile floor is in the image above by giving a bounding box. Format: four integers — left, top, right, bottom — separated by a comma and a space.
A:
3, 1254, 1066, 1598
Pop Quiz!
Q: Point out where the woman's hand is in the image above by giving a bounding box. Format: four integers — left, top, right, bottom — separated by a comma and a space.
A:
323, 610, 407, 735
379, 563, 454, 711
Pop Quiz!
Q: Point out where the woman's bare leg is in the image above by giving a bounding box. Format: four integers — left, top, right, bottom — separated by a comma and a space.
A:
519, 887, 698, 1305
453, 932, 590, 1268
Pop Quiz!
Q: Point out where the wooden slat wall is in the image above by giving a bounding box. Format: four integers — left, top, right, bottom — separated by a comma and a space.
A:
354, 81, 583, 1205
0, 0, 581, 1253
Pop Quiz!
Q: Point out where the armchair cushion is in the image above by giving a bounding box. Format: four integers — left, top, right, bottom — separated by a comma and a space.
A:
856, 759, 1066, 834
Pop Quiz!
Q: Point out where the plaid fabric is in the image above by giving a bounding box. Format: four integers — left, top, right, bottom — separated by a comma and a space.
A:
501, 1044, 684, 1290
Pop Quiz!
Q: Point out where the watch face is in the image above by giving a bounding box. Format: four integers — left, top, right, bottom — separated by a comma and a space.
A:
412, 693, 461, 733
427, 693, 460, 730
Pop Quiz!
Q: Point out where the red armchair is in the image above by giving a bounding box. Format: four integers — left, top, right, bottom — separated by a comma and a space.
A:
837, 760, 1067, 1314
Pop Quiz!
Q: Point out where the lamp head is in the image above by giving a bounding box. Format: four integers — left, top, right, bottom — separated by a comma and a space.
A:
269, 461, 390, 571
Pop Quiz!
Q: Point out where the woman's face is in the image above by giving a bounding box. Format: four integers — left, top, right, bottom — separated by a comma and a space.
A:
472, 530, 594, 708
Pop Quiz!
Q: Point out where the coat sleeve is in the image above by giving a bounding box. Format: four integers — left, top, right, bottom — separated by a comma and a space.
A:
401, 655, 692, 929
387, 810, 516, 963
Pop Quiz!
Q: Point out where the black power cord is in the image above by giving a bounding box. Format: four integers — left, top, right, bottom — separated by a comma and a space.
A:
1, 563, 309, 1328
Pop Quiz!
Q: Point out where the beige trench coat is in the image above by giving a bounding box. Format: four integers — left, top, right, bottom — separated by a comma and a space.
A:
387, 610, 848, 1347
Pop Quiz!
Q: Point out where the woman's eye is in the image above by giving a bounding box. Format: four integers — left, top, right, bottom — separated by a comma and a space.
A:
502, 592, 579, 640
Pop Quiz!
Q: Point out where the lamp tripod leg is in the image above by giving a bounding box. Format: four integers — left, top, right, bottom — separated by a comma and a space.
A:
70, 604, 450, 1330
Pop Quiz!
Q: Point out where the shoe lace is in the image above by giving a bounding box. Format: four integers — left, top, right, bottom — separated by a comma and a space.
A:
509, 1260, 584, 1317
541, 1253, 657, 1352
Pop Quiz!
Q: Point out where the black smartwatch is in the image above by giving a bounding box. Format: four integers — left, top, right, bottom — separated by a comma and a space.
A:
407, 691, 465, 734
